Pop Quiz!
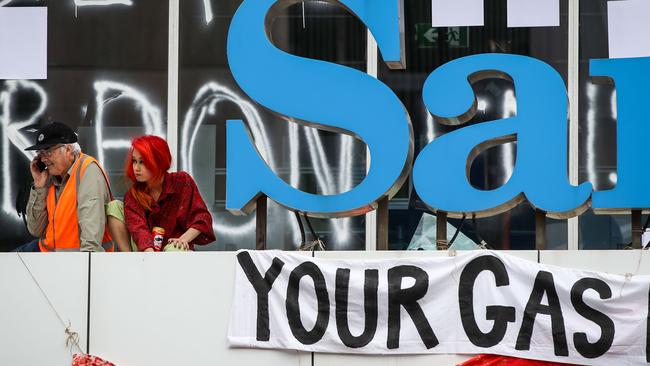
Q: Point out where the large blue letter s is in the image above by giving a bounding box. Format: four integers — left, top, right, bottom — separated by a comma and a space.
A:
226, 0, 413, 217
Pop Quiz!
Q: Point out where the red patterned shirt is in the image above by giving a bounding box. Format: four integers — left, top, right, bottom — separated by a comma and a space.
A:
124, 171, 215, 251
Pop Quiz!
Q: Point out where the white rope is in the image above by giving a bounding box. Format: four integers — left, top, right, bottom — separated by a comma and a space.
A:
16, 253, 85, 355
619, 248, 645, 298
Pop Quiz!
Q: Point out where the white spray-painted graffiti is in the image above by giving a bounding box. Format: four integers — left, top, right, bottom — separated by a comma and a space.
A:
179, 81, 354, 244
0, 80, 358, 246
0, 80, 47, 218
74, 0, 132, 6
93, 81, 165, 168
0, 0, 131, 7
202, 0, 213, 25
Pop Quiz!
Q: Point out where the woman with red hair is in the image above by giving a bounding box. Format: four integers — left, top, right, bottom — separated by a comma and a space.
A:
108, 135, 215, 251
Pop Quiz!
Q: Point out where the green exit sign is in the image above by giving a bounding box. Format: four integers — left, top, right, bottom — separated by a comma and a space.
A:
415, 24, 469, 49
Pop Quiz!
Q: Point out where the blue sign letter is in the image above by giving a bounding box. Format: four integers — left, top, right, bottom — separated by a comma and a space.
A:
226, 0, 412, 217
591, 57, 650, 210
414, 54, 592, 217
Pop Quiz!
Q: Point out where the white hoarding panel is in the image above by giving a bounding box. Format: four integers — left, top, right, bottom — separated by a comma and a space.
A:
89, 252, 311, 366
0, 253, 88, 366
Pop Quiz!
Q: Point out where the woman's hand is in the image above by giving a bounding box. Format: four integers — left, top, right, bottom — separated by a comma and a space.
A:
144, 248, 154, 252
166, 228, 200, 251
167, 238, 189, 250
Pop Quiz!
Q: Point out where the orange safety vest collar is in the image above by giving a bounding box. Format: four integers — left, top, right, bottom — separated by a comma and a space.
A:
39, 153, 114, 252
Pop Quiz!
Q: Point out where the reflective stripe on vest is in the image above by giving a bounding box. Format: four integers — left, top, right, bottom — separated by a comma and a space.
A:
39, 154, 114, 252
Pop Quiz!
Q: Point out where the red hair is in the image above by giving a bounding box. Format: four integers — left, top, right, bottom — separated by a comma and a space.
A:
125, 135, 172, 211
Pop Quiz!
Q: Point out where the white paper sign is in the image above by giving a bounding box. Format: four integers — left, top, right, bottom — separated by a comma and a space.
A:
507, 0, 560, 28
229, 250, 650, 366
608, 0, 650, 59
432, 0, 484, 27
0, 7, 47, 80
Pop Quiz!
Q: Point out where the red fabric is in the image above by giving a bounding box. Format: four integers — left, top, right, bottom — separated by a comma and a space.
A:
124, 171, 216, 251
72, 354, 116, 366
458, 354, 576, 366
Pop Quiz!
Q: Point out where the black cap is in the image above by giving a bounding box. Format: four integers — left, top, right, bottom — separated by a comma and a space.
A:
24, 122, 78, 151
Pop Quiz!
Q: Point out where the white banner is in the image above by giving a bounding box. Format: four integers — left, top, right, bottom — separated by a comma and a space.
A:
228, 250, 650, 365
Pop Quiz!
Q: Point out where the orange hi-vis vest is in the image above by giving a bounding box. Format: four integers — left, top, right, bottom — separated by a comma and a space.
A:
39, 153, 114, 252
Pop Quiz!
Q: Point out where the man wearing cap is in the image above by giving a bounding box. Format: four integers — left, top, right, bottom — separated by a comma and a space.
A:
18, 121, 114, 252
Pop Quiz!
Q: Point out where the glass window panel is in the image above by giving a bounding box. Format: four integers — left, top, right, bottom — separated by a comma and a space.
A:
0, 0, 168, 251
578, 0, 630, 249
381, 0, 570, 250
179, 0, 367, 251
